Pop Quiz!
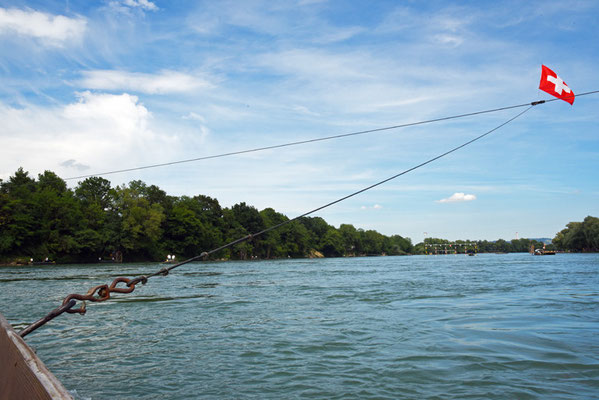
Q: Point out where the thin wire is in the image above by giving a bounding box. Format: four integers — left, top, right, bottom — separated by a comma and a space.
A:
139, 105, 534, 275
19, 105, 536, 335
63, 90, 599, 181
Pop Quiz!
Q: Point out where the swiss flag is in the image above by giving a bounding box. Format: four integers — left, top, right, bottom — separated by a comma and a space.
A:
539, 65, 575, 105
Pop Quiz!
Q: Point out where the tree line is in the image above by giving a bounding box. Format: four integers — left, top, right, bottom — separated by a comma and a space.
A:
413, 237, 553, 254
0, 168, 413, 263
552, 216, 599, 252
412, 217, 599, 254
1, 169, 596, 264
411, 217, 599, 254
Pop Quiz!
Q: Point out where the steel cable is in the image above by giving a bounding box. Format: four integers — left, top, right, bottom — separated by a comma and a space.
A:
63, 90, 599, 181
21, 89, 599, 335
21, 104, 536, 336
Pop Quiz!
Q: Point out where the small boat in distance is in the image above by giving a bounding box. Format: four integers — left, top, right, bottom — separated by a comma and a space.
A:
530, 244, 556, 256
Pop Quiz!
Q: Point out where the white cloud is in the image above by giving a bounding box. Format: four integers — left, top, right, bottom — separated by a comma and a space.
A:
252, 46, 526, 118
109, 0, 158, 12
315, 26, 365, 44
0, 7, 86, 45
60, 159, 90, 171
180, 113, 211, 140
123, 0, 158, 11
63, 91, 150, 133
187, 2, 362, 44
434, 34, 463, 47
291, 105, 320, 116
361, 204, 383, 210
0, 92, 179, 181
182, 112, 206, 122
258, 49, 372, 81
437, 192, 477, 203
79, 70, 213, 94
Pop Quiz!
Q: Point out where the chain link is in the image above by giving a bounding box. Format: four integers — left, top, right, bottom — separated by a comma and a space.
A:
63, 277, 141, 314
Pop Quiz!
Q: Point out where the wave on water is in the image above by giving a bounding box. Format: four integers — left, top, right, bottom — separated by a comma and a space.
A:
2, 254, 599, 399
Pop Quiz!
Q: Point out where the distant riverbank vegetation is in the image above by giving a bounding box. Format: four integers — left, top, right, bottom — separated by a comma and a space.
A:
1, 168, 412, 263
414, 237, 554, 255
552, 216, 599, 252
1, 169, 596, 264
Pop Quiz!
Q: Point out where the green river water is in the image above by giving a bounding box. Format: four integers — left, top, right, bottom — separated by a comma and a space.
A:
1, 253, 598, 399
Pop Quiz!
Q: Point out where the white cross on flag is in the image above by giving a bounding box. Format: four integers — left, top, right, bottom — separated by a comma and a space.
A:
539, 65, 575, 105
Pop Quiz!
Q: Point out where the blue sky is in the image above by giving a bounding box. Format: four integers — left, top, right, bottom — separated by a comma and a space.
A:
1, 0, 598, 243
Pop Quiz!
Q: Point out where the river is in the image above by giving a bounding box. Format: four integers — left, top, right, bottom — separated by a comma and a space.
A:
1, 253, 598, 399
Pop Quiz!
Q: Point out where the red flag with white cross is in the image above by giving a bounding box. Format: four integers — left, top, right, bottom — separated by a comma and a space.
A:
539, 65, 575, 105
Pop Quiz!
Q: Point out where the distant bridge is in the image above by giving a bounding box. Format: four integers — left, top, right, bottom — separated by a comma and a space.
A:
423, 242, 478, 255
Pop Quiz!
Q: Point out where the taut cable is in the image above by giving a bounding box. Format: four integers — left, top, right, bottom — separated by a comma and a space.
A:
20, 104, 538, 337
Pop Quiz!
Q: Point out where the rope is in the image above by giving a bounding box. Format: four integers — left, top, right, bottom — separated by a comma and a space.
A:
63, 90, 599, 181
20, 104, 534, 336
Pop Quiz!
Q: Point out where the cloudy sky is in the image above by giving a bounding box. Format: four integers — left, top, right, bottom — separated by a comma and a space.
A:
1, 0, 598, 243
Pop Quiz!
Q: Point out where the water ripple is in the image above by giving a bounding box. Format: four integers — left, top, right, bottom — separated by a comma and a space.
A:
1, 254, 599, 399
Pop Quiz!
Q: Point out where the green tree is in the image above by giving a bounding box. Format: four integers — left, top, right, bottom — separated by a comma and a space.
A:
554, 216, 599, 252
193, 195, 224, 227
339, 224, 360, 255
557, 222, 585, 251
279, 221, 310, 257
581, 216, 599, 251
75, 176, 114, 210
114, 184, 165, 260
163, 199, 207, 257
75, 177, 116, 260
222, 208, 252, 259
0, 168, 38, 256
494, 239, 510, 253
171, 195, 224, 254
320, 228, 344, 257
231, 202, 264, 234
260, 208, 288, 258
387, 235, 412, 255
298, 216, 331, 252
31, 171, 83, 261
1, 168, 428, 262
360, 230, 385, 255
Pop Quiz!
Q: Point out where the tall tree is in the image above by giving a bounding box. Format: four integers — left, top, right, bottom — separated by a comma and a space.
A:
582, 216, 599, 251
260, 208, 288, 258
32, 171, 82, 261
279, 221, 310, 258
320, 228, 344, 257
75, 177, 116, 260
0, 168, 37, 255
360, 230, 385, 255
114, 183, 165, 260
339, 224, 360, 255
164, 199, 207, 257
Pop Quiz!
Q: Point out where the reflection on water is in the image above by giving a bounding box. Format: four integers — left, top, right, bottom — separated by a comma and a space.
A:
1, 254, 599, 399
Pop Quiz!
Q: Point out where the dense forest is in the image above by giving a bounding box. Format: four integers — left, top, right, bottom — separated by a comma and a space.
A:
552, 216, 599, 252
1, 169, 596, 264
0, 168, 412, 263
